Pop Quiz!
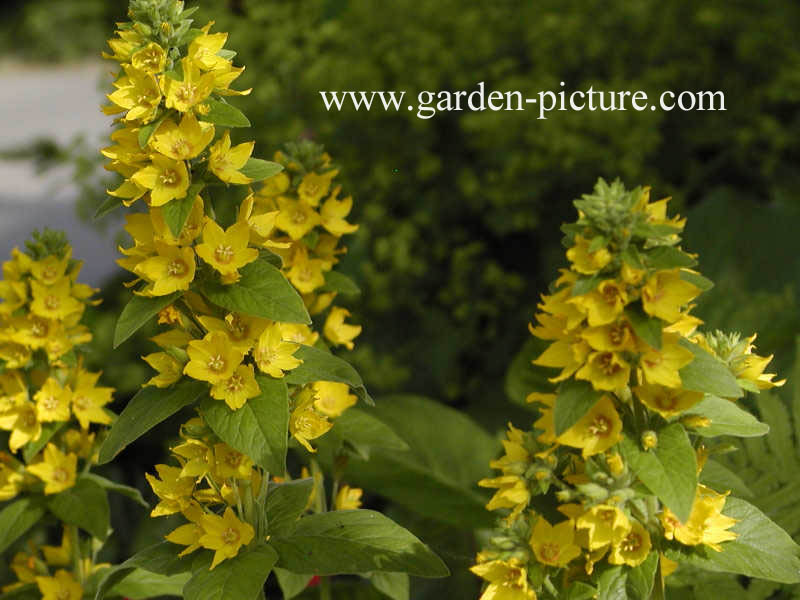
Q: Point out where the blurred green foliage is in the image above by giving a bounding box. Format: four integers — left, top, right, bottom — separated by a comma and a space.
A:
2, 0, 800, 597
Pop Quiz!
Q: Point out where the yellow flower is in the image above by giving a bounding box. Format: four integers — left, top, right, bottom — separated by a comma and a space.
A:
184, 331, 245, 384
199, 506, 255, 569
575, 351, 630, 391
35, 569, 83, 600
568, 280, 628, 327
27, 444, 77, 495
298, 171, 338, 207
29, 279, 83, 321
320, 188, 359, 236
165, 503, 206, 557
188, 29, 231, 71
335, 484, 363, 510
661, 485, 738, 551
131, 42, 167, 74
289, 388, 333, 452
30, 250, 71, 285
479, 475, 530, 523
287, 246, 326, 294
208, 131, 254, 184
638, 334, 694, 388
634, 384, 704, 418
210, 364, 260, 410
198, 312, 268, 352
42, 527, 73, 567
163, 57, 216, 113
470, 559, 537, 600
0, 461, 23, 501
733, 335, 786, 390
557, 395, 622, 458
533, 338, 589, 383
311, 381, 357, 418
34, 378, 72, 423
0, 401, 41, 452
566, 235, 612, 274
195, 219, 258, 279
608, 520, 651, 567
143, 352, 185, 388
253, 323, 302, 378
146, 464, 196, 517
106, 65, 162, 123
131, 155, 190, 207
576, 504, 631, 550
581, 320, 636, 352
71, 369, 113, 430
133, 243, 196, 296
0, 280, 27, 314
323, 307, 362, 350
279, 322, 319, 346
530, 517, 581, 567
151, 112, 215, 160
274, 197, 322, 242
490, 423, 532, 473
212, 443, 254, 480
641, 269, 700, 323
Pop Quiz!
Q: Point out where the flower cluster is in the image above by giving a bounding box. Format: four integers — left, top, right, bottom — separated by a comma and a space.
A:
472, 180, 783, 599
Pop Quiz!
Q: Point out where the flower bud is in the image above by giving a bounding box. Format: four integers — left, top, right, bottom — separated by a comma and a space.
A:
641, 430, 658, 450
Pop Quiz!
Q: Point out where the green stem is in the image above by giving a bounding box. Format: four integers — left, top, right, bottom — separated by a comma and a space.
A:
651, 554, 665, 600
320, 576, 332, 600
69, 526, 83, 584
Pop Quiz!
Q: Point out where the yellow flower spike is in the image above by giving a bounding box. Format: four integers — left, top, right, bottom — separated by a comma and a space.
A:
575, 351, 631, 391
163, 57, 216, 113
29, 279, 83, 321
151, 112, 215, 161
567, 280, 628, 327
131, 41, 167, 75
470, 558, 537, 600
274, 197, 322, 241
576, 504, 631, 550
323, 307, 362, 350
208, 131, 254, 184
34, 378, 72, 423
287, 246, 326, 294
131, 155, 190, 207
133, 243, 196, 296
212, 443, 254, 480
35, 569, 83, 600
71, 369, 113, 430
106, 65, 162, 123
298, 171, 339, 207
195, 219, 258, 278
27, 444, 77, 495
199, 506, 255, 570
184, 331, 245, 384
557, 395, 622, 458
146, 464, 196, 517
608, 520, 651, 567
566, 234, 612, 275
335, 484, 363, 510
210, 363, 260, 410
289, 388, 333, 453
311, 381, 357, 418
253, 323, 302, 378
530, 516, 582, 568
641, 269, 700, 323
638, 333, 694, 388
634, 384, 704, 419
143, 352, 185, 388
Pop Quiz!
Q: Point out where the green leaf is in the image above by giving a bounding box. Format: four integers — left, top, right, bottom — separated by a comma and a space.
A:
201, 258, 310, 324
504, 336, 552, 406
0, 498, 45, 554
98, 380, 208, 464
114, 291, 182, 348
324, 407, 409, 460
0, 584, 40, 600
183, 545, 277, 600
137, 113, 167, 148
82, 473, 149, 508
619, 424, 697, 522
625, 305, 662, 350
665, 497, 800, 584
571, 274, 602, 296
259, 248, 283, 268
94, 195, 123, 219
626, 551, 658, 599
554, 380, 602, 436
678, 339, 743, 398
679, 269, 714, 291
197, 98, 250, 127
367, 572, 409, 600
644, 246, 697, 269
286, 344, 373, 405
163, 183, 204, 238
23, 421, 65, 463
320, 270, 361, 296
48, 476, 109, 540
596, 565, 627, 600
107, 570, 190, 599
564, 581, 597, 600
272, 510, 449, 577
265, 478, 314, 537
335, 396, 499, 528
684, 395, 769, 438
239, 158, 283, 181
217, 49, 237, 60
273, 568, 312, 600
621, 246, 644, 269
200, 375, 289, 475
699, 459, 753, 498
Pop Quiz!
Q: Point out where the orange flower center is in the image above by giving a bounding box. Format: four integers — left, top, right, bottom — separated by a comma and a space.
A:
214, 244, 234, 264
225, 374, 244, 393
597, 352, 621, 375
31, 318, 49, 337
622, 532, 641, 553
159, 169, 179, 186
291, 210, 307, 225
539, 543, 561, 563
167, 259, 188, 277
44, 295, 61, 310
588, 416, 611, 437
74, 395, 89, 411
42, 395, 59, 411
53, 467, 69, 483
207, 355, 226, 373
176, 83, 197, 105
222, 527, 240, 544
